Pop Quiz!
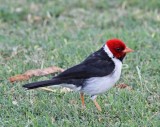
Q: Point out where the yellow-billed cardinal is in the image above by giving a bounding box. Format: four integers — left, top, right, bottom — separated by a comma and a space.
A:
23, 38, 134, 111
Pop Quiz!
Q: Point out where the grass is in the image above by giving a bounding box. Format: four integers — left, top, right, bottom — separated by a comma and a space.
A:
0, 0, 160, 126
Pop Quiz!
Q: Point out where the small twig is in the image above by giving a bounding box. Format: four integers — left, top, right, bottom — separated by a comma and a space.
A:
9, 66, 64, 83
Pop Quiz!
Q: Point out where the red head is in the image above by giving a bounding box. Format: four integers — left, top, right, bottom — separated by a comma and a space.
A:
106, 38, 134, 59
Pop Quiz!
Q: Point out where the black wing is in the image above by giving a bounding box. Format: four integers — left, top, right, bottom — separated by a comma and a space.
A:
55, 48, 115, 80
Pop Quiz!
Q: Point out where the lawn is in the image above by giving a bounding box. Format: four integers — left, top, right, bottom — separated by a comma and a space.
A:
0, 0, 160, 126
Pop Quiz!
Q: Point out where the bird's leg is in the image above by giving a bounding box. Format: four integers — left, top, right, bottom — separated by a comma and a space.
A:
91, 95, 102, 112
93, 99, 102, 111
80, 92, 85, 108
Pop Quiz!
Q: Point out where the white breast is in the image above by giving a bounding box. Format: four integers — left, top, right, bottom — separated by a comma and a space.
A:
81, 58, 122, 95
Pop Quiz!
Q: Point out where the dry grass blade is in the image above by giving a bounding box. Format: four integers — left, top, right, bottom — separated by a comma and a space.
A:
40, 87, 56, 92
41, 87, 72, 93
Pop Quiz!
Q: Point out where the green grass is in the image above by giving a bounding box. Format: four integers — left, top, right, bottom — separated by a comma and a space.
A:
0, 0, 160, 126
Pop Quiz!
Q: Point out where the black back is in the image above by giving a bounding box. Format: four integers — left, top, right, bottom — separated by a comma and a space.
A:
54, 47, 115, 87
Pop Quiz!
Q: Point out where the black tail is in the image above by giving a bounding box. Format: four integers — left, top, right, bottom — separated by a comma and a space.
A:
23, 78, 61, 89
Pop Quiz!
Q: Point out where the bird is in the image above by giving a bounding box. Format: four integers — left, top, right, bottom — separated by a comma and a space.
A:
23, 38, 134, 111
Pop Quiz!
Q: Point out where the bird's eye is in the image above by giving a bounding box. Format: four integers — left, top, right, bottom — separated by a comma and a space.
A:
116, 48, 121, 52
